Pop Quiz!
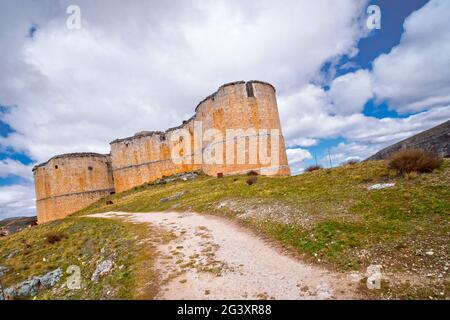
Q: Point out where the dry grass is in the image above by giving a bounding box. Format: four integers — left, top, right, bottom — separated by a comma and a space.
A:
388, 149, 443, 174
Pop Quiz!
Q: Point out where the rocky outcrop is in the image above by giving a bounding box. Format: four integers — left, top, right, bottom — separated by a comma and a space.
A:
1, 268, 63, 300
91, 260, 114, 282
367, 120, 450, 160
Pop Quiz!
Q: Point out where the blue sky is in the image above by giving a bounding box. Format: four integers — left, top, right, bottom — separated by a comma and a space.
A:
0, 0, 449, 218
295, 0, 430, 170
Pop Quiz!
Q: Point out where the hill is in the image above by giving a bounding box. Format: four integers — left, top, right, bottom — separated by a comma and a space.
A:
0, 216, 37, 237
367, 120, 450, 160
1, 160, 449, 299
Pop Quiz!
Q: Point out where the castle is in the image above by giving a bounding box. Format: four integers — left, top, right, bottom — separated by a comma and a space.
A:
33, 81, 291, 224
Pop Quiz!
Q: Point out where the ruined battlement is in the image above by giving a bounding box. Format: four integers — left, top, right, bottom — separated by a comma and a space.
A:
34, 81, 290, 223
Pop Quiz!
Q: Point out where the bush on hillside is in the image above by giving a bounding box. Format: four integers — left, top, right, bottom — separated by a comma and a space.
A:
246, 176, 258, 185
387, 149, 443, 174
45, 232, 66, 244
304, 165, 322, 172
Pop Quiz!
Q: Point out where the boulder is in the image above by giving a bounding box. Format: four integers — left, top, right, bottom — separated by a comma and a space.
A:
91, 260, 114, 282
3, 268, 62, 299
0, 265, 9, 277
160, 191, 186, 203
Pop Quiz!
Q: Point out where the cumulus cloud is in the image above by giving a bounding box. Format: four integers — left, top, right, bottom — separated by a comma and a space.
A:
372, 0, 450, 113
0, 159, 34, 181
286, 137, 319, 148
279, 82, 450, 161
0, 184, 36, 219
327, 142, 382, 165
286, 148, 312, 174
328, 69, 373, 115
0, 0, 368, 163
278, 0, 450, 159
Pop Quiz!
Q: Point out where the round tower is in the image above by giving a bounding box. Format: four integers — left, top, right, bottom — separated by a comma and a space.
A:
196, 80, 291, 177
33, 153, 115, 224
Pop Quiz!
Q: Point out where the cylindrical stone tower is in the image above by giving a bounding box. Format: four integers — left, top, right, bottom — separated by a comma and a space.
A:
33, 153, 115, 224
196, 80, 291, 177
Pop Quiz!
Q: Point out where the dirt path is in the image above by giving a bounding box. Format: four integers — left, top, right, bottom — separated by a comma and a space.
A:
89, 211, 362, 299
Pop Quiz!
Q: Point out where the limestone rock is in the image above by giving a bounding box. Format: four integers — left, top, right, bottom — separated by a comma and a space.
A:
367, 183, 395, 190
3, 268, 62, 299
160, 191, 186, 203
91, 260, 114, 282
0, 265, 9, 277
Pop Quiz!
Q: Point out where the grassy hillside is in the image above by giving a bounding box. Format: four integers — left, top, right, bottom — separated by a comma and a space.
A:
0, 216, 173, 299
1, 160, 448, 299
76, 160, 449, 299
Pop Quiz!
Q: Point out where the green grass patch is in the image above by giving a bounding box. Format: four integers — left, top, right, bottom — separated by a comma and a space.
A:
73, 160, 449, 299
0, 217, 161, 300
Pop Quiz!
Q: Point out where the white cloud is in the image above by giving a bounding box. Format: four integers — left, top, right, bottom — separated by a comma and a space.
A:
372, 0, 450, 113
279, 82, 450, 159
0, 159, 34, 181
278, 0, 450, 154
0, 184, 36, 219
279, 84, 367, 141
327, 142, 382, 165
328, 69, 373, 115
286, 148, 312, 174
286, 137, 319, 148
0, 0, 368, 163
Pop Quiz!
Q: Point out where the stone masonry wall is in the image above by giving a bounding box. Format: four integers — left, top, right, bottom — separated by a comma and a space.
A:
33, 153, 114, 223
110, 81, 290, 192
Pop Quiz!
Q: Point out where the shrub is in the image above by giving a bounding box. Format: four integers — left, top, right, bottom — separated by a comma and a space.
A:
304, 165, 322, 172
387, 149, 443, 174
106, 200, 114, 205
45, 232, 66, 244
342, 159, 360, 166
247, 170, 259, 176
246, 176, 258, 185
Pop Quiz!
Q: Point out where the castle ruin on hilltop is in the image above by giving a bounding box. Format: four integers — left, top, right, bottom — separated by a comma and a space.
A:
33, 81, 291, 224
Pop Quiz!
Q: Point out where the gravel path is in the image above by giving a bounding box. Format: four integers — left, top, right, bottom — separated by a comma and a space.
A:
89, 211, 361, 299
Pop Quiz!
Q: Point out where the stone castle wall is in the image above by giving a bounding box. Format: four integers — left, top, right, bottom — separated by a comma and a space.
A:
34, 81, 290, 223
33, 153, 114, 223
110, 81, 290, 192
